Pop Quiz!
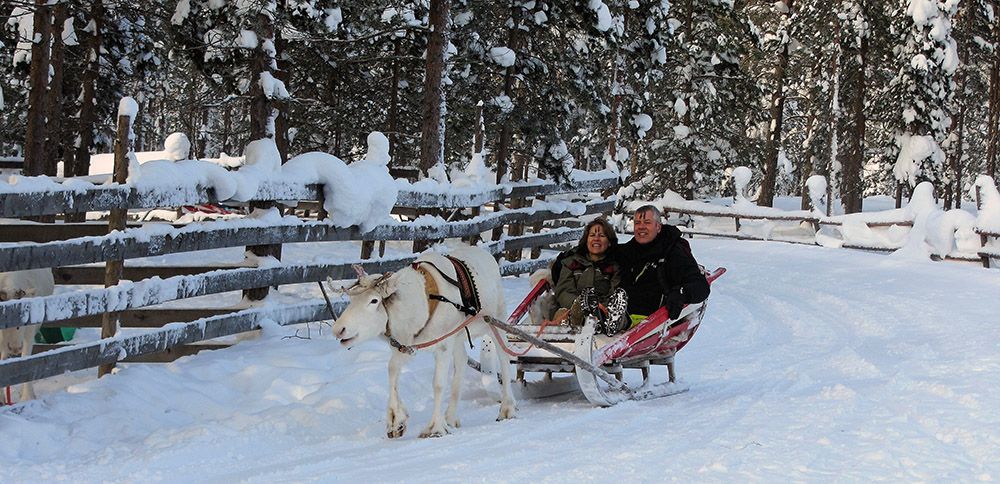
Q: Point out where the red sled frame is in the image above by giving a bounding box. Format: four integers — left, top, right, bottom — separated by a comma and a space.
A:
481, 267, 726, 406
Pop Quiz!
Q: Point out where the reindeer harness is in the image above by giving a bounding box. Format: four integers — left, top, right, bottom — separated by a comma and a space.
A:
381, 256, 483, 354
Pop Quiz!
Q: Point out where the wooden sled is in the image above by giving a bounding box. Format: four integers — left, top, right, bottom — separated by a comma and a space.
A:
479, 267, 726, 406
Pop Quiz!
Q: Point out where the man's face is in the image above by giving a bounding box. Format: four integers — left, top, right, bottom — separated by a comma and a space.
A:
633, 210, 661, 245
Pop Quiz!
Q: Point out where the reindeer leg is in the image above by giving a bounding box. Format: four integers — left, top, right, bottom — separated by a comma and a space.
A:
445, 340, 465, 429
19, 327, 35, 401
386, 350, 411, 439
420, 343, 451, 438
492, 328, 518, 421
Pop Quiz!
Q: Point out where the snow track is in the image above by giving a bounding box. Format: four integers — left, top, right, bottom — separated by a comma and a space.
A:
3, 238, 999, 481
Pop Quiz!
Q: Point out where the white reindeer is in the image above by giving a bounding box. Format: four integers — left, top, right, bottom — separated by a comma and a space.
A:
331, 245, 517, 438
1, 269, 55, 403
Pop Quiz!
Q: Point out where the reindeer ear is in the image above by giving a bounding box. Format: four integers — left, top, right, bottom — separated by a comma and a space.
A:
352, 264, 367, 279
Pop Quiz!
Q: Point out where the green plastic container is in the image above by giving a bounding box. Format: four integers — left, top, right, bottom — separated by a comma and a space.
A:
35, 327, 76, 344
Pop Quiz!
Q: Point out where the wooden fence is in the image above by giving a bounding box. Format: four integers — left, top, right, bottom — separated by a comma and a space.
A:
654, 192, 996, 267
0, 159, 619, 388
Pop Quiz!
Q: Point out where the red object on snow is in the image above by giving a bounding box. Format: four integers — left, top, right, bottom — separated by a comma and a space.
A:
181, 204, 233, 215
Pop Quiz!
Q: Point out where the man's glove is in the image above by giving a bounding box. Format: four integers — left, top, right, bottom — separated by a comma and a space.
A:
664, 290, 685, 320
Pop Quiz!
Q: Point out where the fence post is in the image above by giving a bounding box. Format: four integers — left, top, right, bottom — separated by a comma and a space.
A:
99, 114, 131, 377
244, 200, 281, 301
976, 185, 991, 268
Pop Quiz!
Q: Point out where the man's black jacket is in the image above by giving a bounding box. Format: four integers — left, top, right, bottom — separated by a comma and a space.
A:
617, 224, 710, 316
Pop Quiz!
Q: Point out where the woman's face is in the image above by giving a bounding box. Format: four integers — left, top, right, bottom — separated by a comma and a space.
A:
587, 224, 610, 257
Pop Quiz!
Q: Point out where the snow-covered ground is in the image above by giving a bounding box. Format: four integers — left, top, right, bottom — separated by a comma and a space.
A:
3, 238, 999, 481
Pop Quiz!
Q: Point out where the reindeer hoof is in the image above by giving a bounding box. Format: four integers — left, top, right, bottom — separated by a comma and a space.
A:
496, 405, 517, 421
387, 423, 406, 439
419, 425, 449, 438
446, 416, 461, 428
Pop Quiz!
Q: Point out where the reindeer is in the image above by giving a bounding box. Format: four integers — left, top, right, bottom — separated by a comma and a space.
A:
1, 269, 55, 404
330, 245, 517, 438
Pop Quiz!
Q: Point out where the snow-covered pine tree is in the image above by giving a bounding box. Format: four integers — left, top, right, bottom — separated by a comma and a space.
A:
836, 0, 878, 214
967, 0, 1000, 183
640, 0, 761, 201
943, 0, 994, 207
448, 0, 616, 184
0, 2, 30, 158
755, 0, 796, 208
613, 0, 672, 179
781, 0, 837, 210
170, 0, 296, 153
886, 0, 959, 206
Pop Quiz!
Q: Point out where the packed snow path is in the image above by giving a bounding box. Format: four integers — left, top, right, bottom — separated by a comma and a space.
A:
3, 239, 999, 481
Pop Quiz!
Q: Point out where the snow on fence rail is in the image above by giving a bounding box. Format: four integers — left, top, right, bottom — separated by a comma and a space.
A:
0, 173, 617, 218
0, 165, 618, 389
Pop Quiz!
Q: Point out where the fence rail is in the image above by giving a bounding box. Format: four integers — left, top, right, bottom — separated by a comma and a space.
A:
657, 189, 995, 266
1, 302, 333, 387
0, 168, 619, 390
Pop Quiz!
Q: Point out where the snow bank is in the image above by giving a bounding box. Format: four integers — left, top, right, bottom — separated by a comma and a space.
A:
132, 159, 238, 201
806, 174, 827, 213
85, 132, 199, 177
229, 138, 282, 201
283, 132, 397, 231
5, 240, 1000, 481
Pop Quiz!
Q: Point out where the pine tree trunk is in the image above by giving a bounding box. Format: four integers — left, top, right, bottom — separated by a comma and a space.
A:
505, 153, 528, 261
799, 110, 817, 210
839, 32, 866, 214
418, 0, 450, 176
244, 11, 280, 301
45, 2, 69, 178
412, 0, 451, 254
388, 38, 402, 161
492, 9, 521, 242
758, 0, 794, 208
67, 0, 103, 224
274, 33, 290, 163
249, 12, 275, 141
607, 11, 628, 169
948, 99, 966, 209
23, 0, 52, 178
987, 17, 1000, 179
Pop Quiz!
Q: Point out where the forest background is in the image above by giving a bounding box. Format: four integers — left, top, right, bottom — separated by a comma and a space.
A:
2, 0, 997, 213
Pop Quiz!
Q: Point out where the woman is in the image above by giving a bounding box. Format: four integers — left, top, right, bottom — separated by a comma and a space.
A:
552, 218, 630, 335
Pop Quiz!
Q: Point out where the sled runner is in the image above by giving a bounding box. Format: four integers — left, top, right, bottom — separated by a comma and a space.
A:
480, 267, 726, 406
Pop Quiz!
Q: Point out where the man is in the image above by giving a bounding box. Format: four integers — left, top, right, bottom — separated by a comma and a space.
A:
618, 205, 710, 320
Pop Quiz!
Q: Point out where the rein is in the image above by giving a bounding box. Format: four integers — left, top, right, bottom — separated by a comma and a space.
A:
485, 313, 563, 357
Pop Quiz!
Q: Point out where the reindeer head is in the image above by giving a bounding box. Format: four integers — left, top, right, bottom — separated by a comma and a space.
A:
329, 266, 398, 349
0, 288, 29, 302
0, 272, 36, 302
